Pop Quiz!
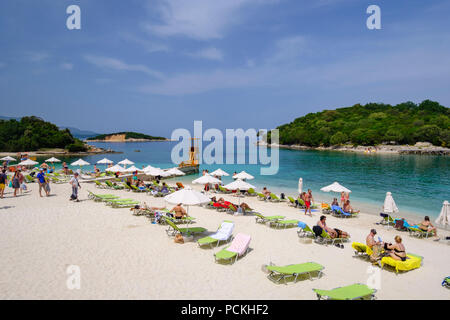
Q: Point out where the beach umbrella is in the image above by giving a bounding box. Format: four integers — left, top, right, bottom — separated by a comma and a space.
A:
210, 168, 229, 177
71, 159, 90, 167
167, 167, 186, 176
320, 182, 351, 193
192, 174, 223, 185
142, 165, 155, 171
18, 159, 39, 166
298, 177, 303, 195
97, 158, 113, 165
124, 165, 142, 173
223, 179, 255, 191
118, 159, 134, 168
164, 186, 211, 206
383, 192, 399, 214
1, 156, 16, 162
145, 167, 168, 177
233, 171, 254, 180
435, 200, 449, 227
45, 157, 61, 163
106, 164, 125, 172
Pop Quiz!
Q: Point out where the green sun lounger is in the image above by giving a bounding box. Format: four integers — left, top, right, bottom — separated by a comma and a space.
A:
379, 213, 396, 228
165, 219, 206, 237
87, 191, 119, 201
269, 219, 300, 229
161, 214, 196, 225
214, 233, 251, 264
266, 262, 324, 284
105, 180, 124, 190
131, 185, 148, 193
197, 221, 234, 248
297, 223, 315, 238
269, 193, 281, 202
105, 198, 135, 205
313, 283, 376, 300
24, 175, 35, 183
111, 201, 139, 208
257, 193, 266, 201
287, 196, 296, 207
316, 229, 350, 246
407, 226, 434, 238
246, 188, 257, 196
254, 213, 285, 224
94, 180, 105, 188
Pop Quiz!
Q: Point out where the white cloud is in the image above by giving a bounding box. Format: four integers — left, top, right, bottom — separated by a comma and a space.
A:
144, 0, 277, 40
26, 52, 49, 62
266, 36, 307, 64
118, 32, 170, 53
60, 63, 73, 70
83, 55, 164, 79
187, 47, 224, 61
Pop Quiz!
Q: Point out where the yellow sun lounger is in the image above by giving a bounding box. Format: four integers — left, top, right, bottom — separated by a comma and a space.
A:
381, 253, 423, 273
352, 242, 373, 257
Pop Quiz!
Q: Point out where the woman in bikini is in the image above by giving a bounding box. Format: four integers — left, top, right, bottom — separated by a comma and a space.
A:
385, 236, 406, 261
418, 216, 437, 237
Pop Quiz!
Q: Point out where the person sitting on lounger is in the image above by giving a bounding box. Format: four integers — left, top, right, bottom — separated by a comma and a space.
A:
317, 216, 338, 238
366, 229, 383, 263
161, 182, 169, 194
331, 198, 339, 206
343, 200, 360, 214
385, 236, 406, 261
418, 216, 437, 237
262, 187, 271, 199
171, 203, 188, 219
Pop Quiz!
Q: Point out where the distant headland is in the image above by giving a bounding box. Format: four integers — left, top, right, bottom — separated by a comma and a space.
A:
86, 132, 168, 142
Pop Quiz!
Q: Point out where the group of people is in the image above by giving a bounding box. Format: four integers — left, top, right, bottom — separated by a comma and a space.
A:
331, 197, 360, 214
366, 229, 406, 264
210, 196, 251, 215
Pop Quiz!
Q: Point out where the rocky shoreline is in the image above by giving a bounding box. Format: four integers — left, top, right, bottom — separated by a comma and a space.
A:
258, 141, 450, 155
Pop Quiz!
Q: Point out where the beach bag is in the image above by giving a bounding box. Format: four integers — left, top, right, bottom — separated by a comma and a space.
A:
45, 183, 50, 193
312, 225, 323, 238
21, 183, 27, 191
174, 234, 184, 244
9, 181, 12, 188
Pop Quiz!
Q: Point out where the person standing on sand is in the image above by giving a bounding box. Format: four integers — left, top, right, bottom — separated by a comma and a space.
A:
37, 168, 49, 197
11, 171, 21, 197
304, 189, 314, 216
340, 191, 345, 207
17, 169, 24, 195
0, 169, 7, 198
69, 172, 81, 202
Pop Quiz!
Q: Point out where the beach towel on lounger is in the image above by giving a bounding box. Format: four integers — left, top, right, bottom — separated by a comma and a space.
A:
211, 222, 234, 241
227, 233, 251, 256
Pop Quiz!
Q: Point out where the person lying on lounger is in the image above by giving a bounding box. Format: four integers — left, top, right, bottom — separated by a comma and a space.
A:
418, 216, 437, 237
343, 200, 360, 214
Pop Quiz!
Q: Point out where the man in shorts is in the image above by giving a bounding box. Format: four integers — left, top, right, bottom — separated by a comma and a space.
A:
0, 169, 7, 198
304, 189, 314, 216
37, 168, 49, 197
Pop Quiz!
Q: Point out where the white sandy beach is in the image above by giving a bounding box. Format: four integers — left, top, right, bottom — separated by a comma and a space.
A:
0, 181, 449, 300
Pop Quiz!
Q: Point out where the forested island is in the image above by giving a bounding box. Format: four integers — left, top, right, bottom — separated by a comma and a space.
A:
87, 132, 167, 142
0, 116, 88, 152
270, 100, 449, 148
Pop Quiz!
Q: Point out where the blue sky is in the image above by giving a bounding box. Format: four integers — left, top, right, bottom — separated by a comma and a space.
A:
0, 0, 449, 137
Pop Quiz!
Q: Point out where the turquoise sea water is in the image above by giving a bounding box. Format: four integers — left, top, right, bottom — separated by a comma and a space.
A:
34, 141, 449, 220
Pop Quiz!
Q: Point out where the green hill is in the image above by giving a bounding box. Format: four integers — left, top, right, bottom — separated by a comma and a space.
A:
0, 116, 87, 152
271, 100, 449, 147
87, 132, 166, 141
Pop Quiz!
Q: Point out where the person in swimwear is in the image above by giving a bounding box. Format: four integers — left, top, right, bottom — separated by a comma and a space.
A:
304, 189, 314, 216
385, 236, 406, 261
418, 216, 437, 237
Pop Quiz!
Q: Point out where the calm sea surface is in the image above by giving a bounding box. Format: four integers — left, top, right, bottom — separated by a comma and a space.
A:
34, 141, 449, 220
